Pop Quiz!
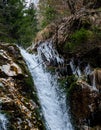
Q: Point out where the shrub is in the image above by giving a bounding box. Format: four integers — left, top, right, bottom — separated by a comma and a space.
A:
66, 28, 93, 51
71, 28, 89, 43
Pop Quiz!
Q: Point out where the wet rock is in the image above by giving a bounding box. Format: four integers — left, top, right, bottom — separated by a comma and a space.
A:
0, 42, 45, 130
69, 80, 101, 128
8, 46, 16, 54
93, 69, 101, 91
69, 70, 101, 130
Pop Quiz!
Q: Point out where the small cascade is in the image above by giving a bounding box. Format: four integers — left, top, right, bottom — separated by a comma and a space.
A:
0, 113, 8, 130
84, 64, 92, 76
70, 59, 98, 91
92, 71, 98, 91
20, 41, 73, 130
37, 41, 64, 66
70, 59, 76, 75
76, 67, 82, 77
70, 59, 81, 77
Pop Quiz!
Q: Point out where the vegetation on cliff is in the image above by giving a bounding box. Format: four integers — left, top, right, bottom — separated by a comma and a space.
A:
1, 0, 101, 129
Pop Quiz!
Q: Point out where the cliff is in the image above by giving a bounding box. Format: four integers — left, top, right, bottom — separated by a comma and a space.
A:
29, 1, 101, 129
0, 42, 45, 130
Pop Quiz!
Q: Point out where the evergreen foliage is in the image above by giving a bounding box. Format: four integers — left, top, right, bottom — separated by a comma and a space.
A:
67, 28, 93, 50
0, 0, 38, 47
38, 0, 57, 28
41, 5, 57, 28
38, 0, 69, 29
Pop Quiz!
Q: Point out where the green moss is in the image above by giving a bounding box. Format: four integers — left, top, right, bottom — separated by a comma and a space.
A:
67, 75, 77, 85
59, 75, 77, 96
24, 76, 33, 90
66, 75, 77, 96
15, 55, 40, 106
47, 66, 56, 74
71, 28, 87, 43
58, 75, 78, 95
64, 28, 94, 52
23, 74, 40, 106
32, 108, 46, 130
58, 76, 68, 88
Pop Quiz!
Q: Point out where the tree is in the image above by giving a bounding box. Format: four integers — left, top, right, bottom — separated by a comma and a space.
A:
0, 0, 11, 42
38, 0, 69, 29
0, 0, 38, 47
17, 3, 38, 47
41, 5, 57, 28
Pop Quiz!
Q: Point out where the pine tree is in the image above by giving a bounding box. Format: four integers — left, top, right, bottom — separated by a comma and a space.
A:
38, 0, 69, 29
17, 2, 38, 47
38, 0, 57, 28
0, 0, 38, 47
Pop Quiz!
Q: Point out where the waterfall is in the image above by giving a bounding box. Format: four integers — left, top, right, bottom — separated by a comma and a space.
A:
70, 59, 81, 77
20, 41, 73, 130
70, 59, 98, 91
84, 64, 91, 76
0, 113, 8, 130
92, 72, 98, 91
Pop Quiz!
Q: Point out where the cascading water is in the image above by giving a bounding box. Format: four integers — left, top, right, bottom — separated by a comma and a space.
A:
70, 59, 81, 77
20, 41, 73, 130
70, 59, 98, 91
0, 113, 8, 130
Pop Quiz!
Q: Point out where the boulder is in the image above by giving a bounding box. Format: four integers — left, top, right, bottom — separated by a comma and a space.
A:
70, 79, 101, 129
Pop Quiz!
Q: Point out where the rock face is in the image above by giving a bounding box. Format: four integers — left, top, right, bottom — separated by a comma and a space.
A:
0, 42, 45, 130
29, 0, 101, 129
31, 9, 101, 56
67, 0, 101, 14
69, 72, 101, 130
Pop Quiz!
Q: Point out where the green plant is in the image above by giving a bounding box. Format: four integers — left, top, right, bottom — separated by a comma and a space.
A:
67, 75, 77, 85
0, 1, 38, 48
58, 75, 77, 94
58, 76, 68, 88
71, 28, 88, 43
63, 75, 77, 96
67, 28, 93, 51
41, 6, 57, 28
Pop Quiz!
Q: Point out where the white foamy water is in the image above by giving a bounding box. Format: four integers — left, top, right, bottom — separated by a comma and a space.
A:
70, 59, 98, 91
70, 59, 81, 77
0, 113, 8, 130
37, 41, 64, 64
84, 64, 91, 76
20, 42, 73, 130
